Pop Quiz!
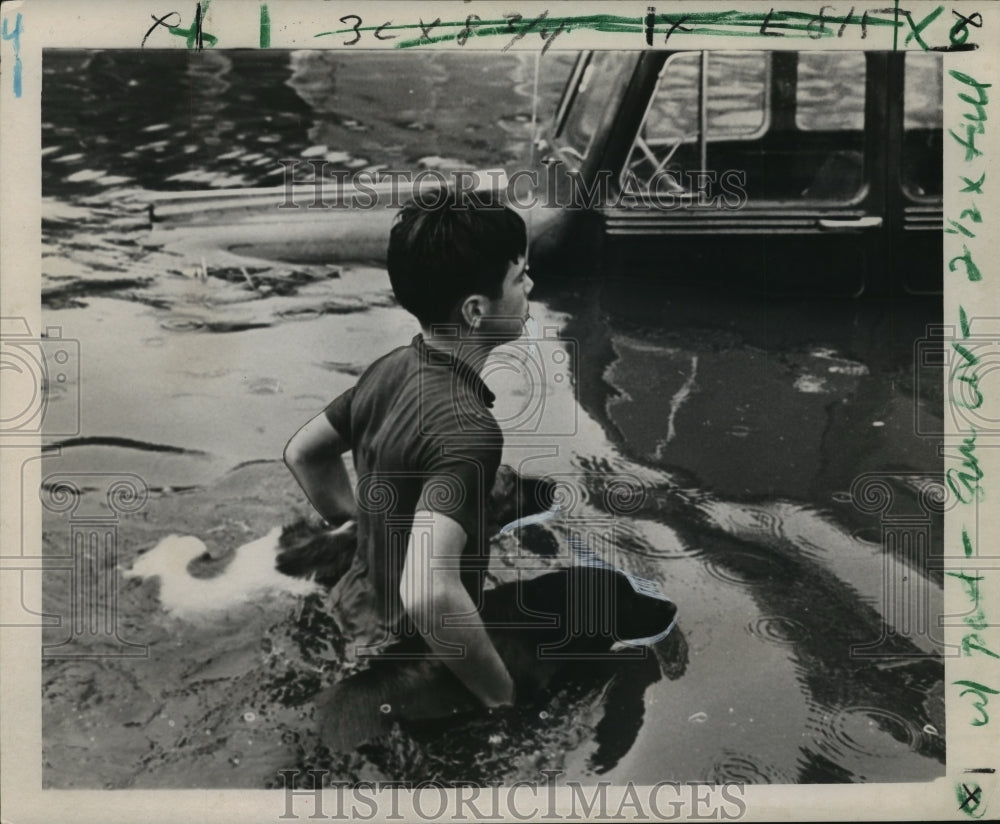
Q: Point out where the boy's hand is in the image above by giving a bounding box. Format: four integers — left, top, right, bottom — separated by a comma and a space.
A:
325, 518, 357, 537
485, 681, 517, 712
482, 678, 516, 710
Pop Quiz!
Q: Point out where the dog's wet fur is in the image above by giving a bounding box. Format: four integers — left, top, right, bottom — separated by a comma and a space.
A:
275, 465, 557, 588
275, 466, 678, 753
315, 566, 678, 752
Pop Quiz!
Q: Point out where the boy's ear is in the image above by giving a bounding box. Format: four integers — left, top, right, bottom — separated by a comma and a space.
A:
458, 294, 486, 329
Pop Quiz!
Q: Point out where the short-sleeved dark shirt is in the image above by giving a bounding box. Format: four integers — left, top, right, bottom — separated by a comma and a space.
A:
324, 334, 503, 657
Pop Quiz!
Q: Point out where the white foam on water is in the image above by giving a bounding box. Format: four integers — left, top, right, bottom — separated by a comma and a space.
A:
125, 527, 319, 618
793, 374, 828, 394
809, 347, 870, 376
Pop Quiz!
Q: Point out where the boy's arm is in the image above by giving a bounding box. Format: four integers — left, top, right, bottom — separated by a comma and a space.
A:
283, 412, 357, 525
400, 510, 515, 709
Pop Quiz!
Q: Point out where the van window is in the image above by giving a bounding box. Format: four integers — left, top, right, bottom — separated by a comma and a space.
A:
902, 52, 943, 200
795, 53, 866, 131
643, 52, 769, 141
558, 52, 636, 165
622, 51, 867, 205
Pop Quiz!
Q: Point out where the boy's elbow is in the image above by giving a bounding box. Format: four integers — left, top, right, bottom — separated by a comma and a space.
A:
284, 414, 349, 469
283, 423, 321, 468
399, 578, 425, 617
399, 575, 455, 620
283, 435, 304, 469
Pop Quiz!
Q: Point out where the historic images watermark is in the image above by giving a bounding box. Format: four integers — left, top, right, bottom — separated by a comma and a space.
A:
38, 472, 150, 659
349, 464, 653, 660
914, 317, 1000, 442
273, 161, 749, 212
0, 317, 80, 439
848, 471, 955, 659
276, 770, 748, 821
0, 316, 148, 656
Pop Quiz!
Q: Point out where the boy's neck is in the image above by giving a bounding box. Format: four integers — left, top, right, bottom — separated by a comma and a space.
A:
420, 330, 493, 375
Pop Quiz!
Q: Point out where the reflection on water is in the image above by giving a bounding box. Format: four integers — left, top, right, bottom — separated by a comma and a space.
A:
39, 50, 943, 788
42, 49, 570, 201
649, 51, 940, 141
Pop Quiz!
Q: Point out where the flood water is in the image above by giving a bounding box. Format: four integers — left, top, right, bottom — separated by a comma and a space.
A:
39, 50, 945, 789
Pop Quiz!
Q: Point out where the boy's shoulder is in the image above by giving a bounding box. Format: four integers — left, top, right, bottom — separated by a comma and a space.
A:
356, 338, 419, 384
353, 336, 500, 437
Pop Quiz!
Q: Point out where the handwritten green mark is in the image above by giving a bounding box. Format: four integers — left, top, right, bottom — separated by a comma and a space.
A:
260, 4, 270, 48
314, 9, 913, 48
170, 1, 218, 49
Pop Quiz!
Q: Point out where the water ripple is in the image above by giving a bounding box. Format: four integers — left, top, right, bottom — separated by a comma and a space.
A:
703, 547, 785, 587
850, 527, 882, 546
811, 705, 921, 761
159, 316, 205, 332
746, 615, 808, 646
708, 750, 796, 784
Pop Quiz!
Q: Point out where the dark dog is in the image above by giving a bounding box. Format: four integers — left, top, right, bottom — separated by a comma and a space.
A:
275, 465, 557, 588
314, 564, 678, 753
275, 466, 678, 753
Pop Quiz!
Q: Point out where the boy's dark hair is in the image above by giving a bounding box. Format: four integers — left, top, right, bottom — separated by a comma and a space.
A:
387, 189, 527, 329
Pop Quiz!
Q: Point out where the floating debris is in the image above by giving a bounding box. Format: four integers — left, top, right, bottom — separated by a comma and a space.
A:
240, 267, 257, 291
827, 363, 869, 377
793, 374, 828, 394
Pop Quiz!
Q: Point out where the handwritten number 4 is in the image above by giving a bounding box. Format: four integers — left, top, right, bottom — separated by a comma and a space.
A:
503, 12, 567, 54
2, 12, 23, 98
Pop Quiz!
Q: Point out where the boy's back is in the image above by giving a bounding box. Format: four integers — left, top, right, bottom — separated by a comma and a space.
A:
323, 334, 503, 657
286, 189, 530, 708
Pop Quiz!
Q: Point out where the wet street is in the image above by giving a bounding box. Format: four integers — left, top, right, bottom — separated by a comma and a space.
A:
39, 49, 944, 788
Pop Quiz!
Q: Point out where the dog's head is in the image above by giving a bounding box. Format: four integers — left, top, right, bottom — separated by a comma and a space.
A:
486, 465, 557, 535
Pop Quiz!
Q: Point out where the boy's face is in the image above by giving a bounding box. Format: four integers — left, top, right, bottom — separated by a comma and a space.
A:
474, 255, 534, 343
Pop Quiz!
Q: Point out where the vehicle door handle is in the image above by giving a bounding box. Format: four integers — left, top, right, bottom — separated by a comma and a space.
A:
817, 216, 883, 230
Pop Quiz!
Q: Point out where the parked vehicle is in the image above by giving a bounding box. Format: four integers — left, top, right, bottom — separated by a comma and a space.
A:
150, 50, 942, 297
534, 49, 942, 296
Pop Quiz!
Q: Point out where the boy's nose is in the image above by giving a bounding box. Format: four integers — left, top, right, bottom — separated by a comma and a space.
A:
525, 274, 534, 295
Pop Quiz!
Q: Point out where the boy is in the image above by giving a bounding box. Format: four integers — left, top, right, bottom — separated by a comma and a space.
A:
284, 190, 533, 711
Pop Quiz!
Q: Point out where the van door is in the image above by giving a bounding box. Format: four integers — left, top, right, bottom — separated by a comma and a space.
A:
890, 52, 944, 295
599, 51, 893, 296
